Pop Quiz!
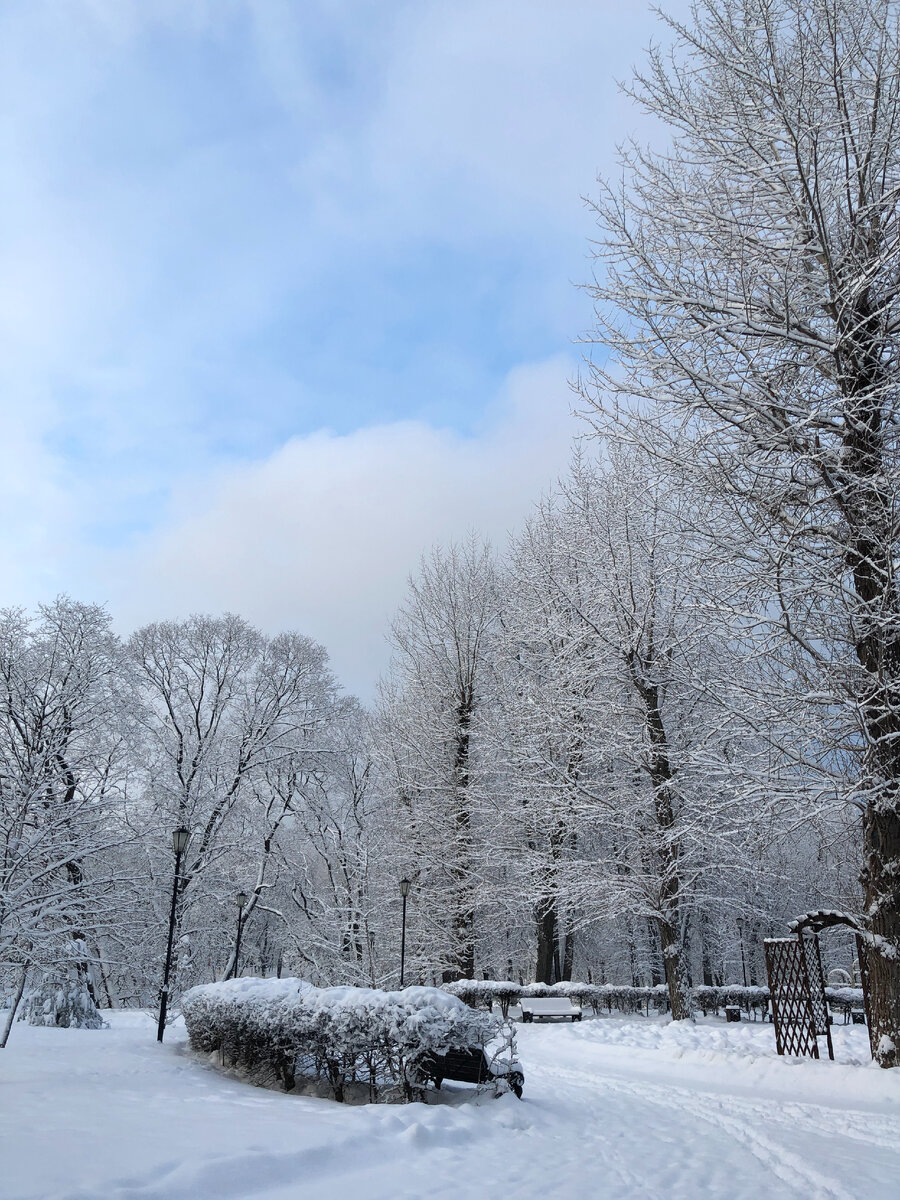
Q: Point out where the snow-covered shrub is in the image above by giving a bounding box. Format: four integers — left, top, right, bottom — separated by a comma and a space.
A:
825, 986, 865, 1009
182, 978, 506, 1103
443, 979, 523, 1017
692, 985, 770, 1018
20, 968, 104, 1029
446, 979, 868, 1021
445, 979, 673, 1017
823, 986, 866, 1020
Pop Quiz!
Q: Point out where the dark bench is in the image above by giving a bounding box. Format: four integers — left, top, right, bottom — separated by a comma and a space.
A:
419, 1047, 524, 1098
827, 998, 867, 1025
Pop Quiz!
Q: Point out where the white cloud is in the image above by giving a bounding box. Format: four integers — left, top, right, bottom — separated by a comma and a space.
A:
278, 0, 681, 247
106, 356, 579, 696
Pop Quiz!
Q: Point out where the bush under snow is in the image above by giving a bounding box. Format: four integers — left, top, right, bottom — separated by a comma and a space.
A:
443, 979, 865, 1021
443, 979, 674, 1018
20, 969, 104, 1030
182, 977, 513, 1103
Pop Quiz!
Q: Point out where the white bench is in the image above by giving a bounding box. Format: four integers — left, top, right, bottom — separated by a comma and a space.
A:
519, 997, 582, 1023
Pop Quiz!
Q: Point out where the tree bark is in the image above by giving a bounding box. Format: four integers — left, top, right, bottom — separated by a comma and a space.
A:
561, 929, 575, 981
535, 897, 557, 985
839, 293, 900, 1067
629, 656, 691, 1019
863, 808, 900, 1065
0, 966, 27, 1049
450, 697, 476, 980
657, 917, 691, 1020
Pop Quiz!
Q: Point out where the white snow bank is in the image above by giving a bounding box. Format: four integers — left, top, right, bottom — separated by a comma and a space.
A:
3, 1011, 899, 1200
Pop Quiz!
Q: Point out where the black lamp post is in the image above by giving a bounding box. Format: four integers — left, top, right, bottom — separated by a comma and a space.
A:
399, 877, 411, 987
157, 826, 190, 1043
232, 890, 249, 979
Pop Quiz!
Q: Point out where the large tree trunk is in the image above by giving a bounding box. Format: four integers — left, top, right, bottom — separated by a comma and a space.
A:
450, 698, 476, 980
863, 806, 900, 1065
841, 296, 900, 1067
657, 917, 691, 1021
561, 929, 575, 982
630, 660, 691, 1019
60, 756, 101, 1011
535, 897, 556, 984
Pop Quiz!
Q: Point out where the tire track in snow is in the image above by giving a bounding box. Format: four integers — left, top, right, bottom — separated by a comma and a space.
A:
537, 1059, 857, 1200
766, 1100, 899, 1154
511, 1061, 787, 1200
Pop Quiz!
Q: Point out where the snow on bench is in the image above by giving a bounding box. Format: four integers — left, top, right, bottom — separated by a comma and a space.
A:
419, 1046, 524, 1098
519, 997, 582, 1023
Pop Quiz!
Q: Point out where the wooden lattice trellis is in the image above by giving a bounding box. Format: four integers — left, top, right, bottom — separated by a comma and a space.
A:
765, 938, 818, 1058
766, 910, 875, 1061
804, 933, 835, 1059
764, 935, 834, 1060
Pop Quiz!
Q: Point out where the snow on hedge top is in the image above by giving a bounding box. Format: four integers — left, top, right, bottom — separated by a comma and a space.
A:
186, 976, 316, 1005
184, 978, 474, 1021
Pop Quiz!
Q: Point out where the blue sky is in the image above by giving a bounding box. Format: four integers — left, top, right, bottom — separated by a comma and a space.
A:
0, 0, 684, 694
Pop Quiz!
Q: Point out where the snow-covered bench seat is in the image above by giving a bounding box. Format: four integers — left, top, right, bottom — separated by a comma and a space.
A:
419, 1046, 524, 1098
519, 997, 582, 1023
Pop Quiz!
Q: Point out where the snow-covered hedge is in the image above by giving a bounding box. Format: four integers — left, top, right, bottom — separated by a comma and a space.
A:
444, 979, 672, 1017
694, 984, 865, 1018
182, 978, 508, 1103
691, 985, 770, 1017
444, 979, 865, 1020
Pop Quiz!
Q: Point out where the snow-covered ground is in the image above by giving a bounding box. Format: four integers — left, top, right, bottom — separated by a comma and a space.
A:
1, 1011, 898, 1200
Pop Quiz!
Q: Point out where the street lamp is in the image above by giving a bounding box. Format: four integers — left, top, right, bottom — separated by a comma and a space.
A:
232, 890, 249, 980
157, 826, 190, 1043
399, 878, 411, 987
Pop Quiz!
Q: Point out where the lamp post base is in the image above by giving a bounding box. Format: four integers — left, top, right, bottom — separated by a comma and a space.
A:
156, 990, 168, 1043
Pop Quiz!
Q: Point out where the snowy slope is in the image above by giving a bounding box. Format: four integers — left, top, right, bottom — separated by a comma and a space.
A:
1, 1012, 897, 1200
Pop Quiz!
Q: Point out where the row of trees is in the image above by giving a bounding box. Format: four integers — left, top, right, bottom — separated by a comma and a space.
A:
379, 462, 855, 1024
0, 602, 387, 1038
0, 474, 856, 1047
583, 0, 900, 1066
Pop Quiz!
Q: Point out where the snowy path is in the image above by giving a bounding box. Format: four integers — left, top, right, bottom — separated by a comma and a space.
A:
2, 1012, 898, 1200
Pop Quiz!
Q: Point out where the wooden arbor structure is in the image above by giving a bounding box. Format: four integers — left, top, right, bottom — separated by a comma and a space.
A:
764, 910, 874, 1061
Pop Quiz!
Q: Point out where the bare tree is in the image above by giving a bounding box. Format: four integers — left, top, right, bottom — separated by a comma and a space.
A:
501, 454, 762, 1017
128, 615, 340, 1004
495, 507, 593, 986
585, 0, 900, 1064
0, 599, 126, 1034
282, 704, 386, 985
378, 537, 498, 981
